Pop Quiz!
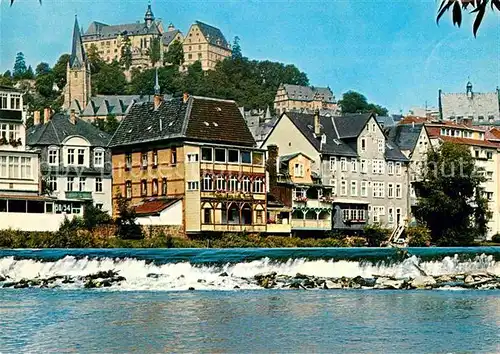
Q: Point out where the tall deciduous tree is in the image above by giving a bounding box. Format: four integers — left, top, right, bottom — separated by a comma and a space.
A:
119, 36, 132, 70
52, 54, 70, 90
87, 44, 104, 74
164, 40, 184, 66
92, 61, 127, 95
147, 37, 162, 66
338, 91, 388, 116
414, 142, 491, 245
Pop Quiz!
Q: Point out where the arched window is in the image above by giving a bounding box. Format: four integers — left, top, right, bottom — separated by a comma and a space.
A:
241, 176, 251, 193
202, 174, 213, 191
229, 176, 238, 192
216, 175, 226, 191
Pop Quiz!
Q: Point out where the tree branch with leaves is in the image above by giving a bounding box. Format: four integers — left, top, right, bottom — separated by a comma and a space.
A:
437, 0, 500, 36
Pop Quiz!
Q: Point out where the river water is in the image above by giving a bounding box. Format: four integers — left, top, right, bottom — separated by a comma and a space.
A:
1, 247, 499, 353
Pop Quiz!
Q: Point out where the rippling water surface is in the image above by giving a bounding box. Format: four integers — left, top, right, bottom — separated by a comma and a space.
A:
1, 247, 499, 353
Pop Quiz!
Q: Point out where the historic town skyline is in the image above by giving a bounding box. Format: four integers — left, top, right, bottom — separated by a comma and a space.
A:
1, 0, 499, 114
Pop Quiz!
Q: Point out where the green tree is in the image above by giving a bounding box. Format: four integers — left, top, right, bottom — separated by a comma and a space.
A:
83, 203, 111, 231
339, 91, 388, 116
52, 54, 70, 90
87, 44, 104, 74
35, 62, 51, 76
115, 194, 143, 240
92, 61, 127, 95
120, 36, 133, 70
92, 114, 120, 135
13, 52, 27, 79
0, 71, 13, 87
24, 65, 35, 80
414, 142, 491, 245
232, 36, 242, 60
164, 40, 184, 66
147, 37, 162, 66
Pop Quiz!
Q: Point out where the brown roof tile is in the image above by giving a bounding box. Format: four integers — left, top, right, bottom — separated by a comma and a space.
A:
134, 198, 181, 216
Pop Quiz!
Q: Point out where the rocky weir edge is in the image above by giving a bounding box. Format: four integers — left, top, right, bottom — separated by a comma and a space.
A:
1, 269, 500, 291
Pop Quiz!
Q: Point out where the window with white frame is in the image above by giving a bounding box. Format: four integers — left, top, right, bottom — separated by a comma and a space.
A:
48, 148, 59, 166
372, 206, 385, 223
330, 179, 336, 196
94, 149, 104, 167
373, 182, 384, 198
48, 176, 58, 192
351, 159, 357, 172
241, 151, 251, 164
388, 207, 394, 224
340, 180, 347, 196
371, 123, 376, 132
8, 156, 19, 178
67, 148, 75, 165
361, 159, 367, 173
0, 156, 7, 178
395, 162, 402, 175
360, 181, 367, 197
241, 176, 251, 192
201, 147, 213, 162
396, 184, 402, 198
388, 183, 394, 198
0, 124, 7, 139
187, 153, 199, 162
141, 152, 148, 169
350, 180, 358, 196
214, 148, 226, 162
361, 138, 366, 152
294, 163, 304, 177
187, 181, 199, 191
67, 177, 75, 191
229, 176, 238, 192
253, 178, 264, 193
10, 94, 21, 110
79, 177, 86, 191
228, 149, 239, 163
329, 157, 336, 171
20, 157, 31, 179
378, 160, 385, 174
378, 139, 384, 153
8, 124, 20, 141
125, 181, 132, 199
95, 177, 103, 192
202, 174, 213, 191
0, 93, 7, 109
77, 149, 85, 165
152, 179, 158, 195
387, 161, 394, 175
216, 175, 226, 191
340, 158, 347, 171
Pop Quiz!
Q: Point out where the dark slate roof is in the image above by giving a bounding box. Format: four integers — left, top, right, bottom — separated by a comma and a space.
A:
27, 113, 111, 147
282, 84, 335, 103
109, 96, 256, 148
195, 21, 230, 49
376, 116, 396, 128
83, 21, 160, 40
0, 85, 21, 93
283, 112, 408, 162
70, 16, 87, 69
387, 124, 423, 152
162, 29, 181, 46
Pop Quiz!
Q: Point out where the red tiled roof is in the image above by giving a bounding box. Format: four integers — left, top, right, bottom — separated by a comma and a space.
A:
488, 127, 500, 140
399, 116, 429, 125
134, 198, 181, 216
438, 136, 500, 148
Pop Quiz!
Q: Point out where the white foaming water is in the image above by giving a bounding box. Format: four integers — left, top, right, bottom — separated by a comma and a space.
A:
0, 254, 498, 291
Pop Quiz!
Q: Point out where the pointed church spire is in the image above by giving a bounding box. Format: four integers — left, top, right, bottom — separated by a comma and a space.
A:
154, 67, 160, 95
70, 15, 86, 69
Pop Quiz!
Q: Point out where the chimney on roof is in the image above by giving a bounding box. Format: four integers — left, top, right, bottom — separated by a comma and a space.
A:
314, 108, 321, 136
183, 92, 190, 104
70, 109, 77, 125
34, 111, 41, 125
43, 107, 52, 124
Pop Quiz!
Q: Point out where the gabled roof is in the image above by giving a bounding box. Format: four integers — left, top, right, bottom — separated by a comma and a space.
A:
83, 21, 160, 40
135, 198, 181, 216
162, 29, 182, 46
387, 124, 424, 152
27, 113, 111, 147
109, 96, 256, 148
281, 84, 335, 103
275, 112, 408, 161
194, 21, 230, 49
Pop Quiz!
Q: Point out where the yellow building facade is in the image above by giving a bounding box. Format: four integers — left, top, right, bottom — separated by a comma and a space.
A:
274, 84, 339, 115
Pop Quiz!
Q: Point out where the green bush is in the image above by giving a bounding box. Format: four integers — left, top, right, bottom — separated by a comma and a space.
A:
364, 225, 390, 247
407, 226, 432, 247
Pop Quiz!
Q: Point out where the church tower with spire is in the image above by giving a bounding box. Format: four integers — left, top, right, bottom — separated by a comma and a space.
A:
63, 15, 91, 111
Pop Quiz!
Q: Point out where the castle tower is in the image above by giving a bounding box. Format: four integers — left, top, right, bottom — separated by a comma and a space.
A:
144, 4, 155, 29
63, 15, 91, 110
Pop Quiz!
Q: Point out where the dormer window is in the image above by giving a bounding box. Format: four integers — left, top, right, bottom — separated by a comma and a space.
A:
67, 149, 75, 165
77, 149, 85, 165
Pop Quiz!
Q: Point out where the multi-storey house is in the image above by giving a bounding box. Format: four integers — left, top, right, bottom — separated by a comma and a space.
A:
182, 21, 232, 71
109, 93, 266, 235
274, 84, 340, 116
0, 86, 42, 229
424, 118, 500, 240
262, 110, 410, 232
27, 109, 112, 213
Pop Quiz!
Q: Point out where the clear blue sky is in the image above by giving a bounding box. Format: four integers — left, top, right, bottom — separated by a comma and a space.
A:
0, 0, 499, 113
